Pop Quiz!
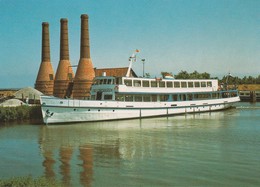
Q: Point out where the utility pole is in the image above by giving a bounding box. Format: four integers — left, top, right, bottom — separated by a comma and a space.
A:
142, 59, 145, 77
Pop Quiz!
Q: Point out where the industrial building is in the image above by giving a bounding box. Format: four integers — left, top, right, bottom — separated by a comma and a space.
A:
35, 14, 136, 99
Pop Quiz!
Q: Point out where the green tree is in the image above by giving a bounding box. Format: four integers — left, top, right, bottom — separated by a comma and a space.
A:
174, 70, 189, 79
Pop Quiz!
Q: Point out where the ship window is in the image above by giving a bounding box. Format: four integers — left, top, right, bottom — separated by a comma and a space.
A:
160, 95, 169, 101
197, 93, 210, 99
188, 82, 194, 88
159, 81, 165, 88
143, 95, 151, 102
111, 79, 115, 84
107, 79, 112, 84
99, 79, 104, 85
188, 94, 193, 100
180, 94, 186, 101
104, 94, 112, 100
181, 82, 187, 88
134, 80, 141, 87
103, 79, 108, 84
151, 95, 157, 102
135, 95, 142, 102
96, 91, 102, 100
151, 81, 157, 87
212, 93, 217, 98
95, 79, 100, 85
195, 82, 200, 87
172, 94, 178, 101
201, 82, 206, 87
125, 95, 133, 101
207, 81, 212, 87
115, 94, 124, 101
142, 80, 150, 87
124, 79, 132, 86
166, 82, 173, 88
116, 78, 122, 84
174, 82, 180, 88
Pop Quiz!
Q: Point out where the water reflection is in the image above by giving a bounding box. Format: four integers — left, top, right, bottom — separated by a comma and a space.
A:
42, 150, 55, 179
39, 121, 130, 186
38, 111, 235, 186
78, 146, 93, 187
59, 147, 73, 186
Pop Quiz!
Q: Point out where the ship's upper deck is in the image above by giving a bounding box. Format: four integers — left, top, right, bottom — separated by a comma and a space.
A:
92, 76, 219, 94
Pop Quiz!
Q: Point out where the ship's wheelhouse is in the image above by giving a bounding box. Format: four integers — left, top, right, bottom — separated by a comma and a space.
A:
90, 76, 117, 100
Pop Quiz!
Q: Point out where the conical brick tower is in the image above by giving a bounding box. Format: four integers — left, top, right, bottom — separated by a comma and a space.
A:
35, 22, 55, 95
53, 18, 74, 98
72, 14, 95, 99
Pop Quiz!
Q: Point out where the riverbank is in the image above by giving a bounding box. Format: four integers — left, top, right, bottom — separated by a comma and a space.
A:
0, 105, 42, 124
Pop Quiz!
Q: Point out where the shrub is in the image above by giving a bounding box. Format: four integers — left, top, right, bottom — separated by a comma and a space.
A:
0, 176, 62, 187
0, 106, 42, 123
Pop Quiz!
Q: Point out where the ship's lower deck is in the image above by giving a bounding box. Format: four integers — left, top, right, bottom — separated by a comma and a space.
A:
41, 96, 240, 124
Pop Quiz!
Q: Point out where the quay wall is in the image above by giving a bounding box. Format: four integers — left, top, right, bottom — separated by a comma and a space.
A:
238, 84, 260, 102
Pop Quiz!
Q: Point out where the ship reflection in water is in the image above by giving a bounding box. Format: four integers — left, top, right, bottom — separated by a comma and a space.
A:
38, 112, 227, 186
39, 120, 127, 186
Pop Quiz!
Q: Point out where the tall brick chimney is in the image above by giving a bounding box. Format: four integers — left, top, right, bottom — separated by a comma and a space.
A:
72, 14, 95, 99
35, 22, 55, 95
53, 18, 74, 98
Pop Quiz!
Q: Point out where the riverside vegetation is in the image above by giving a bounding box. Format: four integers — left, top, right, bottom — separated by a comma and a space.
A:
0, 105, 42, 123
0, 176, 62, 187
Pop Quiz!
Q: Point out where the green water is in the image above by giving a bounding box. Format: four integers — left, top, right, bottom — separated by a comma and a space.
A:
0, 102, 259, 186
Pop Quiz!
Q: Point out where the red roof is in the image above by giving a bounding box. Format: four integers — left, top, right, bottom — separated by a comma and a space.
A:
95, 67, 137, 77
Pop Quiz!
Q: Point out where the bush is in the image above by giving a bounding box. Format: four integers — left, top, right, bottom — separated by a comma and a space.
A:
0, 176, 62, 187
0, 106, 42, 123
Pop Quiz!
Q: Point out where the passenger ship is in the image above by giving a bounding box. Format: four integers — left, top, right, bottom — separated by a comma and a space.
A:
40, 52, 240, 124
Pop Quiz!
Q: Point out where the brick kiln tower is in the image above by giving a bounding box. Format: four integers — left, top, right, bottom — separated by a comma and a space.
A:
35, 22, 55, 95
53, 18, 74, 98
72, 14, 95, 99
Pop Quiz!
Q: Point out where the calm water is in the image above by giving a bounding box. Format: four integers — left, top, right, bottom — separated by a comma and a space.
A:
0, 102, 259, 187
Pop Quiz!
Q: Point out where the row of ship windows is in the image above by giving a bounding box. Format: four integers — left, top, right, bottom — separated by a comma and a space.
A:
93, 78, 213, 88
124, 80, 213, 88
113, 92, 236, 102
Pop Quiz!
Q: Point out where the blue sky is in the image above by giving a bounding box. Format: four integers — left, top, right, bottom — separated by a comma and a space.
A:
0, 0, 259, 88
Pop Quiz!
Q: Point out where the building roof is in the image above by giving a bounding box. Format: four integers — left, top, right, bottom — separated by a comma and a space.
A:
0, 99, 25, 107
14, 87, 43, 100
95, 67, 138, 77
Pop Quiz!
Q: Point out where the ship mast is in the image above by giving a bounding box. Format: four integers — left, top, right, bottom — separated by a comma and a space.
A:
126, 49, 139, 77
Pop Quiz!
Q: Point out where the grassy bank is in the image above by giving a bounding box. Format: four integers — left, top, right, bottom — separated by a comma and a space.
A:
0, 176, 62, 187
0, 105, 42, 123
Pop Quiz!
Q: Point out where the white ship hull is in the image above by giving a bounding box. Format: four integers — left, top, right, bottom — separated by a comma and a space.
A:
41, 95, 240, 124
